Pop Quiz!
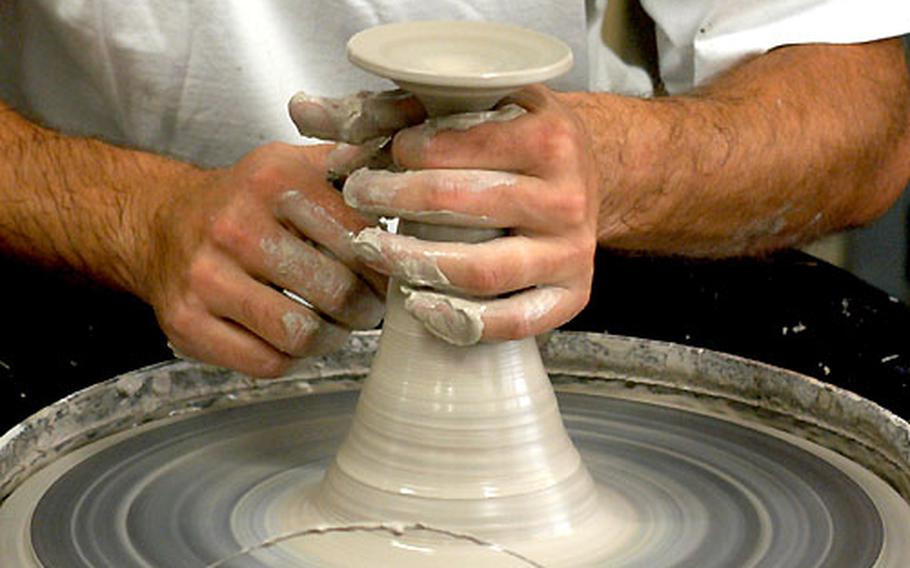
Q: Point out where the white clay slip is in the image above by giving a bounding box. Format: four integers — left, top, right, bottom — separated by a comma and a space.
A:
289, 89, 419, 144
400, 285, 486, 345
344, 168, 515, 227
423, 103, 526, 135
352, 227, 452, 289
261, 233, 384, 329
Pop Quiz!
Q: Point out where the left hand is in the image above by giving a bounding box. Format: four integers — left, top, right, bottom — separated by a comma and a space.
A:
343, 84, 601, 344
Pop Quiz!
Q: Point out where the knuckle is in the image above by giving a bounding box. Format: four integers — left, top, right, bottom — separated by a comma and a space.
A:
159, 300, 197, 340
551, 188, 588, 227
186, 256, 220, 294
563, 287, 591, 324
560, 240, 596, 283
238, 294, 261, 329
421, 176, 459, 211
243, 146, 294, 189
463, 259, 512, 295
501, 312, 535, 341
246, 160, 285, 190
209, 213, 251, 252
576, 285, 592, 313
319, 276, 357, 317
534, 120, 577, 164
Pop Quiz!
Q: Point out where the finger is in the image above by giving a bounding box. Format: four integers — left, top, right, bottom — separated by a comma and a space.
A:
392, 103, 527, 169
344, 168, 583, 234
202, 264, 349, 357
415, 104, 526, 137
393, 98, 575, 176
289, 89, 426, 144
325, 137, 393, 184
352, 228, 589, 297
401, 285, 582, 345
164, 308, 294, 379
229, 226, 384, 329
275, 188, 387, 295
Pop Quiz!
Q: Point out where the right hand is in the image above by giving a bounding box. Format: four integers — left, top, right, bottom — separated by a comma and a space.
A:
143, 90, 425, 377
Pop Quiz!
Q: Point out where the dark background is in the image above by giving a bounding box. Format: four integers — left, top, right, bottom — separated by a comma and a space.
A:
2, 245, 909, 434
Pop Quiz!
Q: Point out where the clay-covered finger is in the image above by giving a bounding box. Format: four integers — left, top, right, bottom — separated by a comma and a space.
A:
275, 188, 387, 295
325, 138, 393, 184
401, 104, 526, 140
289, 89, 426, 144
393, 97, 578, 177
391, 103, 530, 168
352, 228, 588, 296
218, 225, 384, 329
401, 285, 580, 346
344, 168, 575, 232
163, 309, 293, 379
201, 265, 349, 358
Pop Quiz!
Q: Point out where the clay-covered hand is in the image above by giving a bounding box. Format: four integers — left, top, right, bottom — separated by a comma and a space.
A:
289, 89, 427, 183
144, 90, 427, 377
343, 84, 600, 345
146, 143, 388, 377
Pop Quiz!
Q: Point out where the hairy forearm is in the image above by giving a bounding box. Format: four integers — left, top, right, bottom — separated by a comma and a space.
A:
0, 103, 210, 295
563, 38, 910, 257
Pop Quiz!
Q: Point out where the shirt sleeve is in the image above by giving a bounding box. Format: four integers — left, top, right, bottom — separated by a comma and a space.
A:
641, 0, 910, 94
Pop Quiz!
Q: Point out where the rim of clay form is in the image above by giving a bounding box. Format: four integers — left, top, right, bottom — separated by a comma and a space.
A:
347, 21, 573, 88
2, 331, 909, 504
347, 20, 573, 115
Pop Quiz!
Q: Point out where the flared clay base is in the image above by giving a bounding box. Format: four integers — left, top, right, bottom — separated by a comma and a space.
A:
278, 285, 618, 566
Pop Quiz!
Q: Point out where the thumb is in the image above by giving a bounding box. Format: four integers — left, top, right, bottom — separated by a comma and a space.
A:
289, 89, 426, 144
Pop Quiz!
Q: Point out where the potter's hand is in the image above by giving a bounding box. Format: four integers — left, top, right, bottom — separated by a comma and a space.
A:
149, 90, 426, 377
344, 84, 599, 344
289, 89, 427, 182
149, 143, 385, 377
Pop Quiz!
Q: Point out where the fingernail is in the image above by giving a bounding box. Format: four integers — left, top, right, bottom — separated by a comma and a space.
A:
288, 93, 337, 139
343, 169, 402, 212
348, 286, 386, 329
392, 125, 430, 165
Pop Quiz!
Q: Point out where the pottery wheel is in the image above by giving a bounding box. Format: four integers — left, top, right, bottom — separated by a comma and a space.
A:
3, 382, 908, 567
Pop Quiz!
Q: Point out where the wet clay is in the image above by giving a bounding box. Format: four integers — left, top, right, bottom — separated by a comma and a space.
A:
399, 284, 485, 345
289, 90, 421, 145
353, 228, 453, 289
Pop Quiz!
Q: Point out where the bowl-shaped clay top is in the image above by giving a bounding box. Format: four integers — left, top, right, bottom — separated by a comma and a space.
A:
347, 20, 573, 89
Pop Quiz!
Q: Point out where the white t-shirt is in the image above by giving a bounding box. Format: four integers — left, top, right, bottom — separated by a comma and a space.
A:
0, 0, 907, 167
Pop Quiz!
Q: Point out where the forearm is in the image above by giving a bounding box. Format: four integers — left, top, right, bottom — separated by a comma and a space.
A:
562, 38, 910, 256
0, 103, 211, 296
